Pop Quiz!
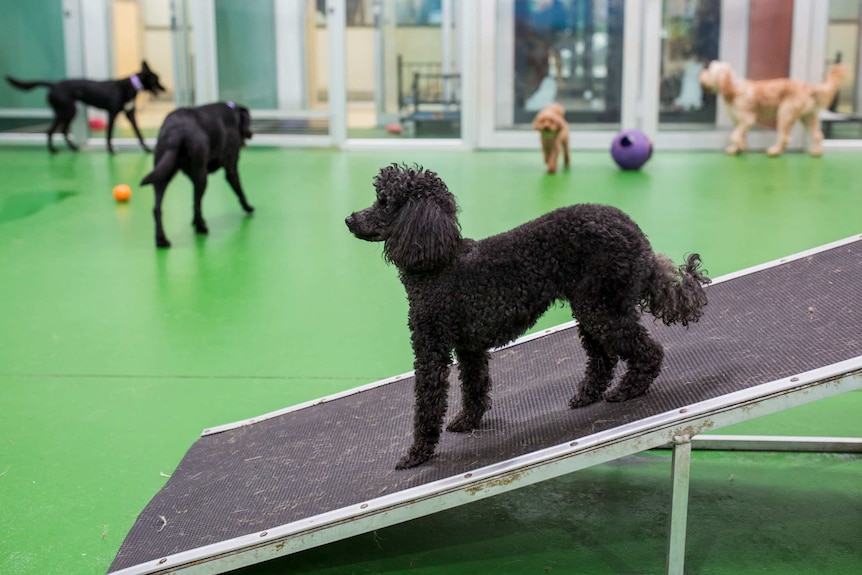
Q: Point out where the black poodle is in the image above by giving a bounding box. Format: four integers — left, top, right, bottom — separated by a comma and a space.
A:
345, 164, 710, 469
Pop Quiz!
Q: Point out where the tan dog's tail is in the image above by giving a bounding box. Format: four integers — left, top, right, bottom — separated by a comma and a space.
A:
814, 64, 849, 108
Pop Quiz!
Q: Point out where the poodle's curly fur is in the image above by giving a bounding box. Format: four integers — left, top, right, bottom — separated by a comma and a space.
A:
346, 164, 711, 469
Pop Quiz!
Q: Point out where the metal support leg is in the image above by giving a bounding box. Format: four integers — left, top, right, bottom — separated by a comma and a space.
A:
666, 435, 692, 575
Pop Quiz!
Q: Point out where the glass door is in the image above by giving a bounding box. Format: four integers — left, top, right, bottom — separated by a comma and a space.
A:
477, 0, 640, 148
646, 0, 811, 151
0, 0, 84, 146
341, 0, 463, 142
189, 0, 335, 145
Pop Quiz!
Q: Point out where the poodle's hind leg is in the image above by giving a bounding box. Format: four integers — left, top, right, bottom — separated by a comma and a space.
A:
569, 324, 618, 408
601, 314, 664, 403
447, 348, 492, 432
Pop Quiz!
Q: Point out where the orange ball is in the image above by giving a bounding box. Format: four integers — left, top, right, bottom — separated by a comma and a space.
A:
113, 184, 132, 202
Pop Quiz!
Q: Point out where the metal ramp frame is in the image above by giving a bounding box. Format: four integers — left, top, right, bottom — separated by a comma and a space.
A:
108, 235, 862, 575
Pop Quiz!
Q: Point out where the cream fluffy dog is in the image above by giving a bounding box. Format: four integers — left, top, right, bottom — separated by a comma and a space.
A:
532, 103, 570, 173
699, 61, 848, 156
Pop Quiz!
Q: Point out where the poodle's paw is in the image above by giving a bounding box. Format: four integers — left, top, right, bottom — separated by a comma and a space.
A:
156, 236, 171, 249
766, 145, 784, 157
193, 221, 209, 235
395, 446, 435, 470
243, 204, 255, 214
603, 385, 648, 403
809, 147, 824, 157
446, 411, 483, 433
724, 145, 740, 155
569, 392, 601, 409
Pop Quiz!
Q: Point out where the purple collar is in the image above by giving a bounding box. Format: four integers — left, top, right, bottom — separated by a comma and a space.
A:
130, 74, 144, 92
226, 101, 236, 109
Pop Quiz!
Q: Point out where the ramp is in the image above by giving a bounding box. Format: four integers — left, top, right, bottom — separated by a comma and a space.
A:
108, 235, 862, 575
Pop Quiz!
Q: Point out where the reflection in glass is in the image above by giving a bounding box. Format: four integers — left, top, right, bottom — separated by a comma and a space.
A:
344, 0, 460, 139
500, 0, 625, 129
823, 0, 862, 139
659, 0, 720, 129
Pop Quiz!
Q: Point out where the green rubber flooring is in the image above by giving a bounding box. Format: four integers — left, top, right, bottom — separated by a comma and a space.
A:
0, 145, 860, 575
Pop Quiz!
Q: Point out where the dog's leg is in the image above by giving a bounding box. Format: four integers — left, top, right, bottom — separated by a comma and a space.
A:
106, 112, 118, 154
601, 314, 664, 403
447, 348, 491, 432
570, 324, 618, 408
563, 138, 570, 169
397, 347, 452, 469
767, 103, 798, 156
45, 117, 61, 154
152, 183, 171, 248
61, 117, 79, 152
726, 113, 755, 155
804, 112, 825, 157
191, 172, 209, 234
124, 108, 151, 153
547, 144, 558, 174
46, 96, 75, 153
224, 165, 255, 214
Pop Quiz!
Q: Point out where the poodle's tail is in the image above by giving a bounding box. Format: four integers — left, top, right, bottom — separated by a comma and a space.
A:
642, 253, 711, 327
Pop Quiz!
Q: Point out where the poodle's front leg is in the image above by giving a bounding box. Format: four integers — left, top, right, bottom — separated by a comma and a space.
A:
396, 351, 452, 469
726, 112, 755, 154
447, 348, 492, 432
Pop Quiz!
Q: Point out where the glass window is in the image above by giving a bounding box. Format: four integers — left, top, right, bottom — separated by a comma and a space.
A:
823, 0, 862, 140
344, 0, 460, 139
0, 0, 66, 136
497, 0, 625, 130
658, 0, 720, 129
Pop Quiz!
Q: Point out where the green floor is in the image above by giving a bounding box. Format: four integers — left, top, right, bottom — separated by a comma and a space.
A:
0, 146, 860, 575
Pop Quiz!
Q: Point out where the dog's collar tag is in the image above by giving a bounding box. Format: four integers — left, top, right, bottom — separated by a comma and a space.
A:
226, 101, 236, 109
130, 74, 144, 92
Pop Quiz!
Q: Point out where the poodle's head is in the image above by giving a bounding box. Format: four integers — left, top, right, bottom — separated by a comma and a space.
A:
532, 103, 566, 135
699, 60, 736, 97
345, 164, 462, 272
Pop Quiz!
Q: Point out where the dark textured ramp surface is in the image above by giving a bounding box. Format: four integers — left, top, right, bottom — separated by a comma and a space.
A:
109, 240, 862, 572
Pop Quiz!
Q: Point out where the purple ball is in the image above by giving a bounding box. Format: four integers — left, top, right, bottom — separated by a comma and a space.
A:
611, 130, 653, 170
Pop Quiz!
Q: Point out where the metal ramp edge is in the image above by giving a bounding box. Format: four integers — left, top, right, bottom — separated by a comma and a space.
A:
108, 234, 862, 575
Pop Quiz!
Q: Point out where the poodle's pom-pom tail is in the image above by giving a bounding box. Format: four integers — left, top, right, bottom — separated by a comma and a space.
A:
643, 253, 711, 327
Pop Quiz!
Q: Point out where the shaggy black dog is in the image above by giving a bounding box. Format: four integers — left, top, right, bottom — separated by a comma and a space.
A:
346, 164, 710, 469
140, 102, 254, 248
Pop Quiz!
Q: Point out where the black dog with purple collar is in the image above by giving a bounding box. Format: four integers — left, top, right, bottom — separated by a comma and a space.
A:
6, 60, 166, 154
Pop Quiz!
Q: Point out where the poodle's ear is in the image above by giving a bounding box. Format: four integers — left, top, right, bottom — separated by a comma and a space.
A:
141, 60, 151, 72
715, 65, 735, 98
531, 113, 542, 131
384, 197, 461, 272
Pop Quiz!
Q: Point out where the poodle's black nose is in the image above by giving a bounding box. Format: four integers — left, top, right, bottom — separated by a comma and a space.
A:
345, 214, 355, 228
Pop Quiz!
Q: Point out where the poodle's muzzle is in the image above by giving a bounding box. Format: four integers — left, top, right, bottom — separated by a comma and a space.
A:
345, 209, 385, 242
